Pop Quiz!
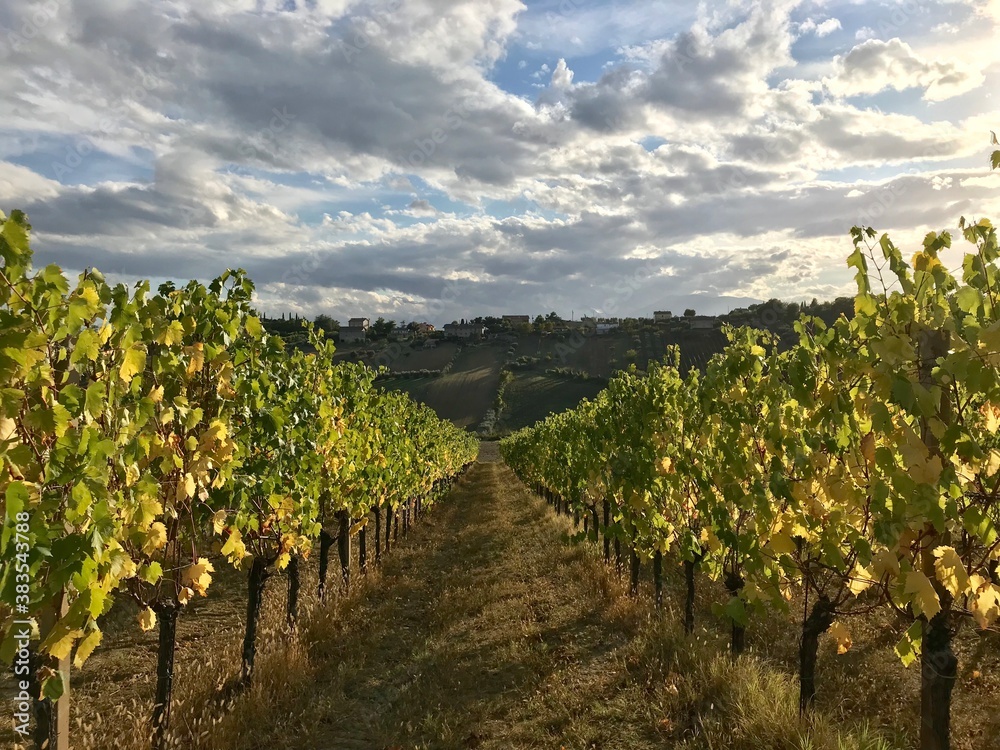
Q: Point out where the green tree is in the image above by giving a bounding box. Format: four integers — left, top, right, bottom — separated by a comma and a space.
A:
371, 317, 395, 339
313, 314, 338, 336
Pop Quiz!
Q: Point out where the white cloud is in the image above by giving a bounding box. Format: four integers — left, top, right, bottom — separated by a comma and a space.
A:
799, 17, 841, 37
825, 38, 986, 101
550, 59, 575, 89
815, 18, 842, 37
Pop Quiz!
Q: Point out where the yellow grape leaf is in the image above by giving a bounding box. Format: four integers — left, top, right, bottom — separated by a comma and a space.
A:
0, 416, 14, 441
212, 510, 228, 534
73, 630, 103, 667
78, 283, 100, 311
175, 473, 196, 503
142, 522, 168, 554
276, 552, 291, 570
904, 571, 941, 620
119, 346, 146, 383
138, 607, 157, 632
137, 495, 162, 528
911, 455, 943, 485
182, 557, 214, 596
987, 451, 1000, 479
768, 529, 796, 556
185, 343, 205, 376
899, 432, 929, 470
848, 562, 875, 596
912, 251, 942, 272
872, 549, 900, 579
44, 626, 84, 661
657, 456, 674, 475
178, 587, 195, 606
118, 557, 138, 580
148, 385, 164, 403
700, 527, 722, 554
221, 529, 247, 561
158, 320, 185, 347
981, 403, 1000, 434
124, 464, 140, 488
932, 546, 969, 598
860, 433, 876, 465
829, 621, 852, 654
970, 580, 1000, 629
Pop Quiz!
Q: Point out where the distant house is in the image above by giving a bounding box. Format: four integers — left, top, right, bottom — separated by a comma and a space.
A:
348, 317, 370, 330
654, 310, 673, 323
411, 322, 435, 334
339, 326, 368, 344
595, 322, 619, 335
443, 322, 485, 340
688, 315, 717, 331
502, 315, 530, 326
392, 327, 412, 340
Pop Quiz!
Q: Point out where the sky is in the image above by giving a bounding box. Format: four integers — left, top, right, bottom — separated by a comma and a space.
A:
1, 0, 999, 326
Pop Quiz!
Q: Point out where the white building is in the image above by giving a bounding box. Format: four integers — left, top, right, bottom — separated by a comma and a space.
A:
443, 322, 485, 340
339, 326, 367, 344
688, 316, 716, 330
653, 310, 673, 323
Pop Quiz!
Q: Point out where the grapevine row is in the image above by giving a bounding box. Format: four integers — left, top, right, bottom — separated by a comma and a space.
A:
501, 219, 1000, 749
0, 209, 479, 749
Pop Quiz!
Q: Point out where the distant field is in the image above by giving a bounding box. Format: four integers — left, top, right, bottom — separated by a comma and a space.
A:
499, 373, 605, 431
377, 329, 728, 431
379, 341, 459, 372
517, 332, 623, 379
636, 328, 729, 374
332, 341, 459, 371
380, 344, 504, 428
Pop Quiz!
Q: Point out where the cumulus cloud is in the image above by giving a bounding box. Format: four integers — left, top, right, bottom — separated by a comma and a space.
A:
550, 59, 575, 89
799, 17, 842, 37
825, 38, 985, 101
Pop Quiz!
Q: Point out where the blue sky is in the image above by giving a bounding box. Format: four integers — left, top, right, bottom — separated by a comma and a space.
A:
1, 0, 998, 324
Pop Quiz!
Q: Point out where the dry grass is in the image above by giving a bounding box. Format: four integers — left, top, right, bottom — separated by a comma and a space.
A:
4, 450, 997, 749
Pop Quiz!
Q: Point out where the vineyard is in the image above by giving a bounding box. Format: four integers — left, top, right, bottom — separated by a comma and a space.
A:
502, 219, 1000, 749
0, 210, 479, 750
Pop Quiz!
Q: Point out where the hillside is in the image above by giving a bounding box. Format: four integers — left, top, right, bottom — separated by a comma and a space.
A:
367, 329, 732, 432
378, 344, 505, 428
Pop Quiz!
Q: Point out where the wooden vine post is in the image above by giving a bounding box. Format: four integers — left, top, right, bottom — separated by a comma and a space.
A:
286, 556, 300, 628
653, 551, 663, 608
337, 510, 351, 590
919, 328, 956, 750
33, 595, 70, 750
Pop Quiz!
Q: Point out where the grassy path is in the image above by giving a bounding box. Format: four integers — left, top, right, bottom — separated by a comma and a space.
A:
296, 447, 663, 750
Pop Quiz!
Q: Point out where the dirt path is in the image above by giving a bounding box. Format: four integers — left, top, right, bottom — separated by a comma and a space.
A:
296, 448, 662, 750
